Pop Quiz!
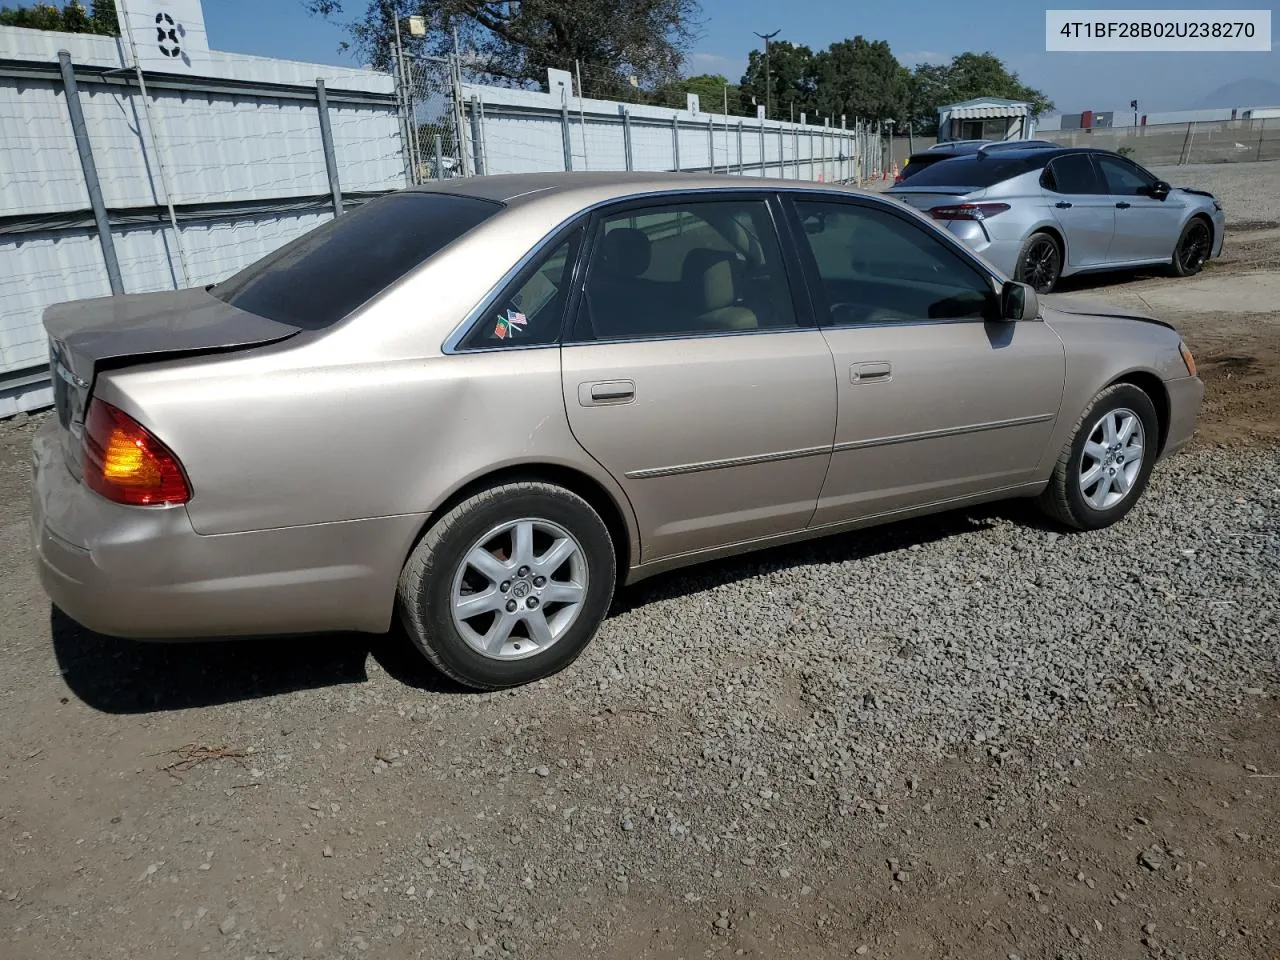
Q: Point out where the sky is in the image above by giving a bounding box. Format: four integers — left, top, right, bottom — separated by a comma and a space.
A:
196, 0, 1280, 114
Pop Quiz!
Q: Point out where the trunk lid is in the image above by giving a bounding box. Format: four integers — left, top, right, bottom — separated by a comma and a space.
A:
45, 287, 300, 477
884, 186, 980, 213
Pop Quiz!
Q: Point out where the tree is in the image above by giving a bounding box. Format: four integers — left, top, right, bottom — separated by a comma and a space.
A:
812, 36, 910, 124
654, 72, 741, 113
739, 40, 815, 119
907, 52, 1053, 134
0, 0, 116, 34
306, 0, 700, 93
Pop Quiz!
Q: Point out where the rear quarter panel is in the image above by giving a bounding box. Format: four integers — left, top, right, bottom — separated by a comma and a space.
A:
93, 207, 641, 563
1037, 310, 1188, 474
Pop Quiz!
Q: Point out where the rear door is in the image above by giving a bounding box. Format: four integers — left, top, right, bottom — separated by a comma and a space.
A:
1094, 154, 1183, 263
1043, 153, 1116, 268
559, 194, 836, 564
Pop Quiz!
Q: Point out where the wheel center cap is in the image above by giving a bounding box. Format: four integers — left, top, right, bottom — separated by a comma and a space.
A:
511, 579, 532, 599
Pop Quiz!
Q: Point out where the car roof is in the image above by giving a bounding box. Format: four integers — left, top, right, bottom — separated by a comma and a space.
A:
406, 171, 886, 208
920, 144, 1130, 173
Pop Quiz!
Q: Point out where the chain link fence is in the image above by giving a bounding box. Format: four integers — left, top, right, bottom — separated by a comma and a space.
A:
1041, 118, 1280, 167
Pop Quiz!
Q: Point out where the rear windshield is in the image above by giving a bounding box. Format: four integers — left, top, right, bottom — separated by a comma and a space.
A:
212, 192, 502, 329
898, 155, 1034, 189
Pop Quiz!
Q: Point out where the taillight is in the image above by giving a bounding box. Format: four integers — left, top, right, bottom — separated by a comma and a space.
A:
928, 203, 1011, 221
82, 400, 191, 506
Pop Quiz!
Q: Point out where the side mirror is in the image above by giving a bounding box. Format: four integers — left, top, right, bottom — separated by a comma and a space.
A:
999, 280, 1039, 321
1148, 180, 1171, 200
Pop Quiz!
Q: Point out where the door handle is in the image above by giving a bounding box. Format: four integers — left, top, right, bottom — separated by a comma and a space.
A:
579, 380, 635, 406
1055, 201, 1073, 209
850, 361, 892, 384
1116, 201, 1131, 209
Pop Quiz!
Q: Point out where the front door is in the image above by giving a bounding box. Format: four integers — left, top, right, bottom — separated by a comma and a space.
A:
561, 196, 837, 563
784, 196, 1067, 526
1094, 154, 1184, 263
1043, 153, 1116, 269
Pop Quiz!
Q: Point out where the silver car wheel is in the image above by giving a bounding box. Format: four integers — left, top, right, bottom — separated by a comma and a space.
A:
449, 517, 589, 661
1079, 407, 1145, 511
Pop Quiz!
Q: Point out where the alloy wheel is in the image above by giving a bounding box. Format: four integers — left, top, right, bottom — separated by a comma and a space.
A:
1078, 407, 1145, 510
449, 518, 589, 660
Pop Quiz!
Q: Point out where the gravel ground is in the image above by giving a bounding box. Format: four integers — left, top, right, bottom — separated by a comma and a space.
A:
2, 410, 1277, 959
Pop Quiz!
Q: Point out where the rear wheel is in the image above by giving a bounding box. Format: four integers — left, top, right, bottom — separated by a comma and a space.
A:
1170, 218, 1211, 278
1016, 232, 1062, 294
397, 482, 615, 690
1037, 383, 1159, 531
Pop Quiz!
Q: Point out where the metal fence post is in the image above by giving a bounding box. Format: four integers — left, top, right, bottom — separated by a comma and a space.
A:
671, 115, 680, 171
778, 126, 785, 178
623, 110, 634, 171
57, 50, 123, 295
758, 119, 765, 177
434, 133, 444, 180
737, 121, 743, 174
560, 94, 574, 171
314, 79, 344, 216
469, 95, 486, 175
793, 128, 799, 179
708, 115, 715, 174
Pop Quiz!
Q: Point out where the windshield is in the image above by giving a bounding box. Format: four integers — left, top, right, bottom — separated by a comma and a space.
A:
212, 192, 503, 329
898, 155, 1035, 189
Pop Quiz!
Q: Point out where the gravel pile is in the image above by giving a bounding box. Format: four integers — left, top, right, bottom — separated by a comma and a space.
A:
313, 446, 1277, 958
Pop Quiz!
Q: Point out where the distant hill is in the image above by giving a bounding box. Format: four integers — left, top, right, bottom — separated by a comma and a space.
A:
1198, 78, 1280, 109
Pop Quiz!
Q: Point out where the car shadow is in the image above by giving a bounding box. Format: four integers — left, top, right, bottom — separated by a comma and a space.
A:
1050, 265, 1170, 295
49, 607, 469, 715
611, 497, 1058, 615
52, 500, 1063, 715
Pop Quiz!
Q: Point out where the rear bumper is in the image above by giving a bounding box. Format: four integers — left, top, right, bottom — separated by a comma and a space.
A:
943, 221, 1022, 277
1161, 375, 1204, 458
30, 421, 422, 639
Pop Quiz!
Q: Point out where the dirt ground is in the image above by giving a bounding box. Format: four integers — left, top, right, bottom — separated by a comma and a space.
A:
1, 173, 1278, 960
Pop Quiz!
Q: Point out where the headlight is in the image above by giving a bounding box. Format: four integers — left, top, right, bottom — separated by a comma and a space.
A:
1179, 341, 1197, 377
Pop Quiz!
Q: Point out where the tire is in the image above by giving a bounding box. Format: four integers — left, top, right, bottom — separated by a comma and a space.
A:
397, 481, 616, 690
1170, 217, 1212, 278
1037, 383, 1160, 531
1015, 231, 1062, 294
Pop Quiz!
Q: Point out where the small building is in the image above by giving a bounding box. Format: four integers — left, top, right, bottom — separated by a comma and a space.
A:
936, 97, 1035, 143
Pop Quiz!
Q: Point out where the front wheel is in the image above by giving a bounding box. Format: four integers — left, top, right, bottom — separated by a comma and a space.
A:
1036, 383, 1160, 531
1016, 231, 1062, 294
1170, 218, 1212, 278
397, 482, 616, 690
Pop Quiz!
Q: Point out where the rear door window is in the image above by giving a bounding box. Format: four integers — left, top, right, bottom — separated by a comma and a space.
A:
212, 192, 502, 329
895, 156, 1032, 189
1044, 154, 1103, 194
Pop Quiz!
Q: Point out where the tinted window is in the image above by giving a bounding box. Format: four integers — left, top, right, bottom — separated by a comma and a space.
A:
1095, 155, 1155, 196
793, 200, 993, 324
1044, 155, 1101, 194
213, 193, 502, 328
459, 229, 583, 349
577, 200, 795, 341
899, 155, 1033, 189
898, 155, 944, 181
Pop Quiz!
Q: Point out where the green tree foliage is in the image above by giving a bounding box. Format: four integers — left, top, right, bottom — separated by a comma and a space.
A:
0, 0, 116, 34
653, 72, 741, 113
813, 36, 910, 125
907, 52, 1053, 133
306, 0, 699, 93
739, 40, 815, 119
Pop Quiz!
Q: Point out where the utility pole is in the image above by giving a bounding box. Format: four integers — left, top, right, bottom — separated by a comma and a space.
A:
754, 30, 780, 120
1130, 98, 1139, 128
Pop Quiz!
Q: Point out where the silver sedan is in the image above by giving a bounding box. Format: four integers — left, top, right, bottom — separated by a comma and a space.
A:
887, 144, 1226, 293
